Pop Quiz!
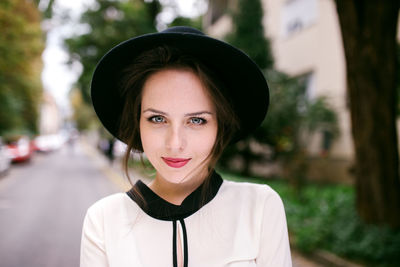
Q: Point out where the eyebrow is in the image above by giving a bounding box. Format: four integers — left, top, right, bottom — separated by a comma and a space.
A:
143, 108, 167, 115
143, 108, 213, 116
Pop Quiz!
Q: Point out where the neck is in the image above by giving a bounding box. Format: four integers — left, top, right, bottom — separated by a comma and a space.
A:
149, 170, 209, 205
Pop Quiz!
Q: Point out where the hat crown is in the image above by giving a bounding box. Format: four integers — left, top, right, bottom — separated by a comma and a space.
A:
161, 26, 204, 36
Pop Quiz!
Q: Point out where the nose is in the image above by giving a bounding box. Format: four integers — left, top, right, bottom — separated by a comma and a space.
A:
165, 124, 186, 152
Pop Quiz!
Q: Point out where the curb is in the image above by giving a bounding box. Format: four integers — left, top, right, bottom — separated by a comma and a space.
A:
311, 250, 364, 267
80, 138, 135, 191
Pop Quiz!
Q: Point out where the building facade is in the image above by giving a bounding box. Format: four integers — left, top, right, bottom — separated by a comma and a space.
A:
204, 0, 355, 182
39, 91, 61, 135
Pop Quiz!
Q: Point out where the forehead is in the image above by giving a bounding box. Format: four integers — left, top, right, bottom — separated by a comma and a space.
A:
141, 68, 215, 113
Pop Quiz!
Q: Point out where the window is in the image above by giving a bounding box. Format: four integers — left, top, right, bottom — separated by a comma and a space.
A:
281, 0, 318, 37
298, 72, 316, 99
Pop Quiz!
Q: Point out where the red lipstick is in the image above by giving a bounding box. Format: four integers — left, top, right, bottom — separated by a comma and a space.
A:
162, 157, 191, 168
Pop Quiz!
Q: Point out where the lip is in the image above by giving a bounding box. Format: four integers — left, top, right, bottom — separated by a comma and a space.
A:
162, 157, 191, 168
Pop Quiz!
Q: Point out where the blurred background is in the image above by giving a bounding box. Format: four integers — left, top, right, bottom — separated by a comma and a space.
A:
0, 0, 399, 266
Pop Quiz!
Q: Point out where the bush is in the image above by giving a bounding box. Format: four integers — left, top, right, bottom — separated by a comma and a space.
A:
221, 171, 400, 266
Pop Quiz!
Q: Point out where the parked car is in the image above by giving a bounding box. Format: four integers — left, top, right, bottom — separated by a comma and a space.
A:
33, 134, 66, 153
0, 137, 11, 175
5, 135, 33, 163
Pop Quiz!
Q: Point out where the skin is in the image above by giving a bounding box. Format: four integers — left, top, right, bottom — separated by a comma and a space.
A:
140, 68, 218, 205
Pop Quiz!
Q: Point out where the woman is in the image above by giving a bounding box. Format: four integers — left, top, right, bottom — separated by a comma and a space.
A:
82, 26, 292, 267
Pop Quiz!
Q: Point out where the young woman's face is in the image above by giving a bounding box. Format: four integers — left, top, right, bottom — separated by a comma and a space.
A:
140, 68, 218, 184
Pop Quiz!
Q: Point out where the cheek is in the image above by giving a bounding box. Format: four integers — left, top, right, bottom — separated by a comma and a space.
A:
192, 127, 217, 157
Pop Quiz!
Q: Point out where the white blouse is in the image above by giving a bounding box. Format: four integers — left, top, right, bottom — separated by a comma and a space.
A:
80, 172, 292, 267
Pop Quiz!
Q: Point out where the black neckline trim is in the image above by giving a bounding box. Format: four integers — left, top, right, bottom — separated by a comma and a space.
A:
126, 171, 223, 221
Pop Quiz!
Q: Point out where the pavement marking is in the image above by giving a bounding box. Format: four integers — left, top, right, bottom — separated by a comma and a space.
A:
99, 163, 131, 191
80, 140, 132, 191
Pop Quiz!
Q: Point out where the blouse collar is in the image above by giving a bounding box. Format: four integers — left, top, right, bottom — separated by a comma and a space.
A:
126, 171, 223, 221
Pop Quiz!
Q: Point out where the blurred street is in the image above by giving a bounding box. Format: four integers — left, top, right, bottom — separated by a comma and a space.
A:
1, 0, 396, 265
0, 142, 120, 267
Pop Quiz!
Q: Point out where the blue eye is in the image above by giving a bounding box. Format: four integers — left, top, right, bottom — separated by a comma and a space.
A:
190, 117, 207, 125
149, 116, 165, 123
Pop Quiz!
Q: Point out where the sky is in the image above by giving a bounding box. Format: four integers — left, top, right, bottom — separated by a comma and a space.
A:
41, 0, 207, 115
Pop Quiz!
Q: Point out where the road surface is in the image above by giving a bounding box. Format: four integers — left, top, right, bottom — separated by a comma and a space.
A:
0, 142, 123, 267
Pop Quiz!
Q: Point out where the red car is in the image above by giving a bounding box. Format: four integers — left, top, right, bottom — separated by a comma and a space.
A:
6, 136, 33, 163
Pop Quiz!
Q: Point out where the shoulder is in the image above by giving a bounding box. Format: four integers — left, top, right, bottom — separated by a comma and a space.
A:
85, 192, 138, 221
87, 193, 128, 211
218, 179, 287, 222
220, 179, 283, 206
212, 179, 286, 221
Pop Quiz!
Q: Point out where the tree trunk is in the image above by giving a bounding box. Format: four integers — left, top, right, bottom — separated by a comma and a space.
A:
335, 0, 400, 227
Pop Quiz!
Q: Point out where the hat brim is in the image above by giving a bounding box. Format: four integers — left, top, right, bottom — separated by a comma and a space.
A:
91, 28, 269, 143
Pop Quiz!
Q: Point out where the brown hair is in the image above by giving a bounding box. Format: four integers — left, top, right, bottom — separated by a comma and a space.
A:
118, 46, 239, 207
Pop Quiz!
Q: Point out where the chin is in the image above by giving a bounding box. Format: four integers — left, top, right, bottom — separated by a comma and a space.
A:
159, 173, 188, 184
157, 167, 201, 185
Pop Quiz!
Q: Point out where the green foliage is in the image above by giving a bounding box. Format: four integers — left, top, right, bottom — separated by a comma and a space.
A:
284, 185, 400, 266
225, 0, 273, 69
65, 0, 159, 103
222, 172, 400, 266
33, 0, 55, 19
168, 16, 203, 30
260, 70, 339, 158
0, 0, 44, 135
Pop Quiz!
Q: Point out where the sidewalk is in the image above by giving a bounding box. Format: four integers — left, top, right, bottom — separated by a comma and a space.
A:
80, 137, 151, 191
292, 250, 323, 267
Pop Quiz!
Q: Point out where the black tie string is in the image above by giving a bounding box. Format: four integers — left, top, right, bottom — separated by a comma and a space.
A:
172, 220, 188, 267
180, 219, 188, 267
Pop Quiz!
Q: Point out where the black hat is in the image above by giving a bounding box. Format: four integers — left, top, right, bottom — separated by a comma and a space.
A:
91, 26, 269, 143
